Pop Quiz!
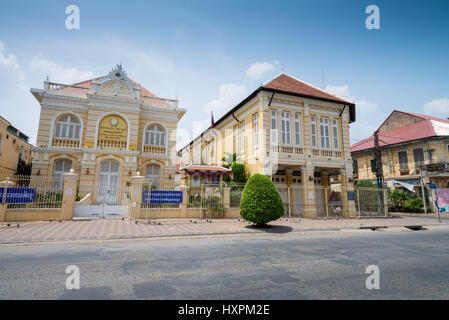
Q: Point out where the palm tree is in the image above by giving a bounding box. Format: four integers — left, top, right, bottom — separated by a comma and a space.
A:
221, 152, 241, 168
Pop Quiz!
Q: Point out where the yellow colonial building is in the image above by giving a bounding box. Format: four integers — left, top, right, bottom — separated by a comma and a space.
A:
30, 64, 185, 206
0, 116, 33, 176
179, 73, 357, 218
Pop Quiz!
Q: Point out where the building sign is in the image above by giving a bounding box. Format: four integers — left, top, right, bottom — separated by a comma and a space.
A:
98, 115, 128, 142
142, 190, 183, 204
0, 187, 36, 204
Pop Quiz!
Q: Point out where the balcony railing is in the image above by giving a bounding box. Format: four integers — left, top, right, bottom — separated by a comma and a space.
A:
45, 82, 89, 98
97, 140, 127, 150
141, 96, 178, 109
51, 138, 80, 149
143, 145, 166, 155
271, 145, 342, 158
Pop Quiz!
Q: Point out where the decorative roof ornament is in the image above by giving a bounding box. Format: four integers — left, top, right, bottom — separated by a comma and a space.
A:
97, 63, 136, 89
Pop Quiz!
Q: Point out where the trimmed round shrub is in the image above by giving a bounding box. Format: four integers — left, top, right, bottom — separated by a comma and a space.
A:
240, 173, 284, 226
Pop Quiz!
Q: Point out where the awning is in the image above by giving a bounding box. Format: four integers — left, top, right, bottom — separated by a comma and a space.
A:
392, 179, 421, 192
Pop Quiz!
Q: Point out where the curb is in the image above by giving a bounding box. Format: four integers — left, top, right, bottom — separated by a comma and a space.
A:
0, 222, 447, 246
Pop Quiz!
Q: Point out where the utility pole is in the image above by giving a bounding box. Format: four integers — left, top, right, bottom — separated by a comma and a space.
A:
373, 130, 385, 215
419, 163, 428, 215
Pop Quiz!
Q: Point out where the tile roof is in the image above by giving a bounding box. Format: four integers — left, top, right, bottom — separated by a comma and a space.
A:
350, 111, 449, 153
262, 73, 352, 104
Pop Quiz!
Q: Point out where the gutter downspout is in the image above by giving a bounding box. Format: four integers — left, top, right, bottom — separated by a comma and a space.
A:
232, 112, 239, 123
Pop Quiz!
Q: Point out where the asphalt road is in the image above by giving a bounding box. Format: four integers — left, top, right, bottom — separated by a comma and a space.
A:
1, 228, 449, 300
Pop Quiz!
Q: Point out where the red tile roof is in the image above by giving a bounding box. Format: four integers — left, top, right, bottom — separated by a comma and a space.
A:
262, 73, 352, 104
350, 111, 449, 153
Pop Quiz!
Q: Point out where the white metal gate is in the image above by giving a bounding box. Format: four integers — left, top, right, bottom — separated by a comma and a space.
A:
98, 160, 119, 204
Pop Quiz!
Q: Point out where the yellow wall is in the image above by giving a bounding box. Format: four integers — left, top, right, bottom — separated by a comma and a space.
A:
0, 117, 33, 176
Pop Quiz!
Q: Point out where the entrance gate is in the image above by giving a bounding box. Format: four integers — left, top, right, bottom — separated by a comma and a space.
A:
74, 160, 130, 218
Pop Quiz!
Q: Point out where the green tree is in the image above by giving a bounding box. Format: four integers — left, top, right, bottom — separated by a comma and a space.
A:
403, 197, 424, 213
231, 161, 248, 183
221, 152, 239, 169
388, 189, 410, 209
240, 174, 284, 227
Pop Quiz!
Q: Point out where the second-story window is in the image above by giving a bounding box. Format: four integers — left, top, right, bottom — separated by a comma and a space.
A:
270, 110, 278, 145
253, 113, 258, 153
319, 118, 330, 149
281, 112, 291, 145
55, 115, 80, 140
310, 116, 317, 148
294, 113, 301, 146
145, 124, 165, 147
240, 121, 245, 158
332, 119, 339, 149
398, 151, 409, 170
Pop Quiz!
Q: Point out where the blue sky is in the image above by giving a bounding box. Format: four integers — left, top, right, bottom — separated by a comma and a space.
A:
0, 0, 448, 148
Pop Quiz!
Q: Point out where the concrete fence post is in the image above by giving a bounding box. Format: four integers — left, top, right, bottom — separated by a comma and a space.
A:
223, 187, 230, 217
130, 173, 145, 219
0, 178, 15, 222
180, 186, 188, 217
61, 170, 79, 221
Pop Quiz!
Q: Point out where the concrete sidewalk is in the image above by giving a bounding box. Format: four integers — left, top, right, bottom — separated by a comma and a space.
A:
0, 215, 447, 245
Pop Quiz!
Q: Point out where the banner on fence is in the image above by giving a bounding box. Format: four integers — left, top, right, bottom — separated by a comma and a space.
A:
0, 187, 36, 204
142, 190, 183, 204
436, 188, 449, 213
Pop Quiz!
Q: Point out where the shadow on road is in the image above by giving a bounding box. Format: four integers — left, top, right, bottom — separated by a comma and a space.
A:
244, 225, 293, 234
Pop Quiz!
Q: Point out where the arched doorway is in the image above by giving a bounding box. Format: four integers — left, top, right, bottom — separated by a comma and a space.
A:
98, 160, 120, 204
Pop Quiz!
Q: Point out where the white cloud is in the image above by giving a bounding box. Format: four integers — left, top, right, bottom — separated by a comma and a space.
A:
423, 97, 449, 118
246, 62, 275, 80
0, 41, 27, 90
325, 84, 380, 142
204, 83, 248, 115
325, 84, 350, 99
325, 84, 377, 112
30, 57, 95, 84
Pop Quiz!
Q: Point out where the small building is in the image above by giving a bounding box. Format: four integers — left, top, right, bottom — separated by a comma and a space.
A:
351, 110, 449, 194
0, 116, 33, 176
30, 64, 186, 206
179, 73, 357, 218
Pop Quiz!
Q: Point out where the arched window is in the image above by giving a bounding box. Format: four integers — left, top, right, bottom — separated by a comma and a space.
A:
146, 164, 161, 187
53, 159, 72, 189
145, 124, 165, 146
54, 115, 81, 140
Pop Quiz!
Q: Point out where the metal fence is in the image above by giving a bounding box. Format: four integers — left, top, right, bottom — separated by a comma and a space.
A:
141, 178, 180, 209
354, 187, 388, 217
230, 183, 245, 208
0, 174, 64, 209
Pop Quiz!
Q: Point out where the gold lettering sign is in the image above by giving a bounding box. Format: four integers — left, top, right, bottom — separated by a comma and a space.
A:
98, 115, 128, 142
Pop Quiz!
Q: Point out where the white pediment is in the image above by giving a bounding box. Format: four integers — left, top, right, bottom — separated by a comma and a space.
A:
90, 64, 140, 99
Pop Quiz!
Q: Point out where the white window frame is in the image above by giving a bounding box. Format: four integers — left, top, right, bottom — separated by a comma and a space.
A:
53, 159, 72, 189
310, 116, 317, 148
240, 121, 245, 159
281, 111, 291, 145
319, 117, 330, 149
294, 113, 302, 146
270, 110, 278, 146
332, 119, 339, 150
54, 115, 81, 140
144, 124, 166, 147
253, 113, 258, 153
146, 164, 161, 187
